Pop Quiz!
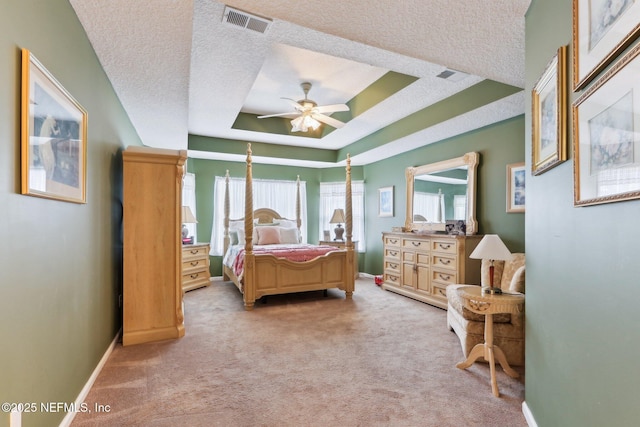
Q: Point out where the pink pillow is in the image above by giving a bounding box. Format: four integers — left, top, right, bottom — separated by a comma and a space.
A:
257, 226, 281, 245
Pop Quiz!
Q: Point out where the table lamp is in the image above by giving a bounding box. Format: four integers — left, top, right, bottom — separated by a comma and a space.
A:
181, 206, 198, 244
469, 234, 511, 295
329, 208, 346, 241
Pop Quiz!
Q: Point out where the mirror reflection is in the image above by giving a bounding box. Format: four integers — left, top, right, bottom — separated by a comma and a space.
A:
405, 152, 479, 235
412, 166, 468, 223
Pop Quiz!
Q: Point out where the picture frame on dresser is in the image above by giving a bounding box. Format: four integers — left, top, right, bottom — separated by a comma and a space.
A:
532, 45, 567, 175
573, 0, 640, 90
20, 49, 87, 204
572, 43, 640, 207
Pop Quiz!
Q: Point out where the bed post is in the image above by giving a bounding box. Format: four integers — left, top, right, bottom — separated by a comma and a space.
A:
296, 175, 302, 241
243, 144, 256, 310
223, 170, 230, 280
344, 154, 355, 298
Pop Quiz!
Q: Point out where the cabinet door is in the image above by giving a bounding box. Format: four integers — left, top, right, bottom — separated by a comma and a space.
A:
402, 262, 416, 289
416, 264, 430, 292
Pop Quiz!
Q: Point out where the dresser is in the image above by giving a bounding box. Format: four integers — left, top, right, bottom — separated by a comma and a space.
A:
382, 232, 482, 309
122, 146, 186, 346
182, 243, 211, 292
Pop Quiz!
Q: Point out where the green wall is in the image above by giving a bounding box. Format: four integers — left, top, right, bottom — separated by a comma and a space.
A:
0, 1, 141, 426
525, 1, 640, 425
362, 116, 525, 275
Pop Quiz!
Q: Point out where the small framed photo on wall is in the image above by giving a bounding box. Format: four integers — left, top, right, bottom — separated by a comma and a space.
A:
378, 186, 394, 217
507, 163, 525, 213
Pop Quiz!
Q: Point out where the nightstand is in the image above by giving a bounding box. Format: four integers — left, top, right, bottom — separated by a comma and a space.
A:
319, 241, 358, 274
181, 243, 211, 292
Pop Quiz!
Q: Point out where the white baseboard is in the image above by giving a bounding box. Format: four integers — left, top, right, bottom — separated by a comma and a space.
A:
59, 331, 120, 427
522, 401, 538, 427
358, 272, 374, 279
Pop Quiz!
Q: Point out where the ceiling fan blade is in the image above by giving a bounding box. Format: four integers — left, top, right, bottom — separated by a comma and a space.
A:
281, 97, 305, 112
312, 113, 346, 129
314, 103, 349, 114
257, 112, 298, 119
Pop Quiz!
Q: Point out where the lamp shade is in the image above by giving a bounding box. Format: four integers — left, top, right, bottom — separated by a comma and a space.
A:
181, 206, 198, 224
469, 234, 511, 261
329, 208, 346, 224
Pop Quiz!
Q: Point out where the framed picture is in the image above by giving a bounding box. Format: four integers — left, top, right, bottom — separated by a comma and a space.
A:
378, 186, 394, 217
507, 163, 525, 213
573, 0, 640, 90
532, 45, 568, 175
21, 49, 87, 204
573, 43, 640, 207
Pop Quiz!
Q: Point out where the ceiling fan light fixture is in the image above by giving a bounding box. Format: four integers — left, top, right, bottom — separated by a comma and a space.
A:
291, 114, 321, 132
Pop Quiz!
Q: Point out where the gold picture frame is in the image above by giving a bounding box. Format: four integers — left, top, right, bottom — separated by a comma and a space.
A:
573, 43, 640, 207
507, 163, 525, 213
573, 0, 640, 91
21, 49, 87, 204
532, 45, 567, 175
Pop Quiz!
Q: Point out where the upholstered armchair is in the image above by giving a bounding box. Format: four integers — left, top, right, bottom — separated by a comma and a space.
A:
446, 253, 526, 366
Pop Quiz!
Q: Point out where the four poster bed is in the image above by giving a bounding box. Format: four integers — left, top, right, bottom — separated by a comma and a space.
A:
222, 144, 356, 310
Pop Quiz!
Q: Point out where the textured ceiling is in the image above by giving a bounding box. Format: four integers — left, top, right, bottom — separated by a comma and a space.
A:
70, 0, 531, 167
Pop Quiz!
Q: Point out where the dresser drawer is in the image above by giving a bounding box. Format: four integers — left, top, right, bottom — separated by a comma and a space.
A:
403, 239, 428, 251
182, 258, 209, 274
384, 235, 401, 248
384, 272, 400, 286
431, 239, 457, 255
384, 259, 401, 274
183, 245, 208, 261
430, 282, 449, 301
432, 254, 456, 270
431, 269, 457, 285
385, 247, 401, 260
182, 271, 209, 289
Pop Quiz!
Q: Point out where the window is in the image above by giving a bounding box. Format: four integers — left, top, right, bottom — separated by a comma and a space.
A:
182, 173, 197, 238
453, 195, 466, 221
209, 176, 307, 255
319, 181, 365, 251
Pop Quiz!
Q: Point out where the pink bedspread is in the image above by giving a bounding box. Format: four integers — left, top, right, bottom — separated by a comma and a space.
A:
231, 244, 339, 279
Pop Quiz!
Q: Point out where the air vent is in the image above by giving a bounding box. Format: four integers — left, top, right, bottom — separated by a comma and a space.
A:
436, 68, 469, 82
223, 6, 272, 34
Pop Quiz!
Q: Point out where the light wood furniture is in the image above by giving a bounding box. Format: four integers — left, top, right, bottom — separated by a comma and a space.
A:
453, 285, 524, 397
320, 240, 359, 276
382, 232, 481, 309
122, 146, 186, 346
223, 144, 356, 310
182, 243, 211, 292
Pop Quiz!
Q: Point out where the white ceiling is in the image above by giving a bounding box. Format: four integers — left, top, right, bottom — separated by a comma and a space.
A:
69, 0, 532, 167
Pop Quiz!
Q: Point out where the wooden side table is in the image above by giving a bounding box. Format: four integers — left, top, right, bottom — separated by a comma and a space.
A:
454, 285, 524, 397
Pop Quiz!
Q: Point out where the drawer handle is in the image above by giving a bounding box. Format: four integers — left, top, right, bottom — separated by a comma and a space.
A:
411, 242, 421, 247
389, 263, 398, 269
190, 261, 200, 266
438, 273, 451, 281
190, 273, 200, 279
388, 275, 398, 281
436, 288, 446, 296
389, 251, 398, 256
438, 259, 451, 265
438, 243, 451, 250
190, 249, 199, 254
389, 238, 398, 244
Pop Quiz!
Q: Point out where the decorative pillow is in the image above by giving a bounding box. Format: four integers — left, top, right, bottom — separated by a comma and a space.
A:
279, 227, 300, 244
257, 226, 281, 245
229, 220, 244, 231
509, 266, 526, 294
229, 230, 239, 245
236, 228, 245, 244
278, 219, 297, 229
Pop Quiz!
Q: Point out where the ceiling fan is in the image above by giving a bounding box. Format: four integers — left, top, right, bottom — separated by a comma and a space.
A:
257, 82, 350, 132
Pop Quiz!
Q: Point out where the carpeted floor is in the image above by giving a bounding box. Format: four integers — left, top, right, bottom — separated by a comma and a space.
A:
71, 278, 526, 426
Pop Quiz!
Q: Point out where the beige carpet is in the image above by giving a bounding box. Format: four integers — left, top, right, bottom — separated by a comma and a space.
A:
72, 278, 526, 426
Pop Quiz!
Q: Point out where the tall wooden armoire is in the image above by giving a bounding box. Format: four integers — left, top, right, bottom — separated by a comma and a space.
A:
122, 146, 187, 346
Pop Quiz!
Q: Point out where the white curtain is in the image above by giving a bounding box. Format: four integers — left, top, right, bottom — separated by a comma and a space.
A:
210, 176, 307, 255
413, 191, 445, 223
319, 181, 365, 251
182, 173, 197, 238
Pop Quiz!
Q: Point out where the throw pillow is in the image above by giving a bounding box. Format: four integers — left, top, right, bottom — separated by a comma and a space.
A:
257, 226, 281, 245
279, 227, 300, 244
509, 266, 526, 293
229, 230, 239, 245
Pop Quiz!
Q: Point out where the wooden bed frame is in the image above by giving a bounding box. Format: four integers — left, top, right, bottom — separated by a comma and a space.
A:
223, 143, 356, 310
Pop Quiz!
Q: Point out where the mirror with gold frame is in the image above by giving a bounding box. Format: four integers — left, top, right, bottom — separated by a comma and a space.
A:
405, 152, 479, 234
